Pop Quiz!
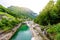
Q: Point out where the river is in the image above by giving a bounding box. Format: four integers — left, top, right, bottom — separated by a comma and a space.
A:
10, 24, 32, 40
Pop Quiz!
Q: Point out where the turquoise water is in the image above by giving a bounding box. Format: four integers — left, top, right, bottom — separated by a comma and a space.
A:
10, 24, 32, 40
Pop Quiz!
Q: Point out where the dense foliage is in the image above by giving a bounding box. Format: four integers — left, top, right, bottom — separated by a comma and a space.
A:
0, 12, 20, 31
34, 0, 54, 25
34, 0, 60, 40
0, 5, 7, 12
35, 0, 60, 25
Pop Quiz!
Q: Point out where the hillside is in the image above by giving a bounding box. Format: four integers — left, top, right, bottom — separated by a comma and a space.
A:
34, 0, 60, 40
0, 5, 36, 33
0, 12, 20, 32
8, 6, 37, 19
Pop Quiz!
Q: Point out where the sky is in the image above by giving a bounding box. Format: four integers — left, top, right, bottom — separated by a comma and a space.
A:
0, 0, 50, 14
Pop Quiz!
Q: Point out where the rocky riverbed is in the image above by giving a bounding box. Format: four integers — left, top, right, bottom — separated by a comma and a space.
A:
26, 21, 49, 40
0, 21, 49, 40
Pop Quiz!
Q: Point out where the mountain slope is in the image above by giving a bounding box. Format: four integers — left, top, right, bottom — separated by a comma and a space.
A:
8, 6, 36, 19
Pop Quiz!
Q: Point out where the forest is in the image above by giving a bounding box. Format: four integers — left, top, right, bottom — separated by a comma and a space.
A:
34, 0, 60, 40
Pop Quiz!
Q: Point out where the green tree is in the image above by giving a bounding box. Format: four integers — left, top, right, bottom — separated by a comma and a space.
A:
34, 0, 54, 25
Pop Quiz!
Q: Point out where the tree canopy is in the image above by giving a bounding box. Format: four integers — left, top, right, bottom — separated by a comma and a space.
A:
34, 0, 60, 26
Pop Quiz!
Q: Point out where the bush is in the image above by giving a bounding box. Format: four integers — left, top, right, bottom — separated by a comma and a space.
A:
0, 12, 20, 31
0, 21, 5, 28
1, 18, 9, 26
47, 26, 57, 34
47, 23, 60, 34
55, 33, 60, 40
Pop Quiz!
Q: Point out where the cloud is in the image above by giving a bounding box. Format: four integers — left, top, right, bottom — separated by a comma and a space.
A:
0, 0, 49, 14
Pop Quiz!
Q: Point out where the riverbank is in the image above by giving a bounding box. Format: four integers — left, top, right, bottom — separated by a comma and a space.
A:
0, 21, 49, 40
0, 23, 21, 40
26, 21, 49, 40
10, 23, 32, 40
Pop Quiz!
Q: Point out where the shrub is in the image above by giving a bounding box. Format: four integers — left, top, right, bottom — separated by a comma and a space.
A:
55, 33, 60, 40
0, 12, 20, 31
0, 21, 5, 28
47, 23, 60, 34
